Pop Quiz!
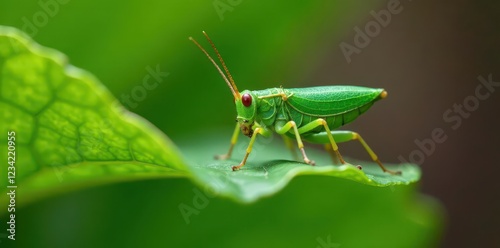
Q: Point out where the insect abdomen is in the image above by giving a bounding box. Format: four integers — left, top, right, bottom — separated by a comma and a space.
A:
283, 86, 385, 132
290, 102, 375, 132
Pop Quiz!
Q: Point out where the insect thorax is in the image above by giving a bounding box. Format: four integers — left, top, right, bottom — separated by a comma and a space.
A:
253, 88, 285, 128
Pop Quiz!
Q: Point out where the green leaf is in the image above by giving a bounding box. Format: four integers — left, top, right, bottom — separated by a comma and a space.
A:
0, 26, 187, 206
0, 25, 420, 208
180, 131, 420, 203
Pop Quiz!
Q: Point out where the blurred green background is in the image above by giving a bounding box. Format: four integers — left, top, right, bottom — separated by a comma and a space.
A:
1, 0, 500, 247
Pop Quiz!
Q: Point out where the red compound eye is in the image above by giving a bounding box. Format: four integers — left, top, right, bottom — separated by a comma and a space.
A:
242, 94, 252, 107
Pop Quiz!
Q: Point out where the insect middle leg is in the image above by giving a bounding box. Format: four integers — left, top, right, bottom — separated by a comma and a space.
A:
275, 121, 315, 165
295, 118, 346, 165
304, 130, 402, 175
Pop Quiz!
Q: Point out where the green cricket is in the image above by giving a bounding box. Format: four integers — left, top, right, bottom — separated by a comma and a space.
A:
189, 31, 401, 175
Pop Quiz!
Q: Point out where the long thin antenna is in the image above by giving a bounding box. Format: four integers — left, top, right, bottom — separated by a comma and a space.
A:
201, 31, 240, 97
189, 36, 241, 99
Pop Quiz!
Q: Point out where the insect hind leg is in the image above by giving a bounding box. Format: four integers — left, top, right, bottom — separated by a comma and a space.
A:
304, 130, 402, 175
324, 143, 340, 165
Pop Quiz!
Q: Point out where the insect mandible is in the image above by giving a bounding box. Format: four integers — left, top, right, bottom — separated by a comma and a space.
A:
189, 31, 401, 175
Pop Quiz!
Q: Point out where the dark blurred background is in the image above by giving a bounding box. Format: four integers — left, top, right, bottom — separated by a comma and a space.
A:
1, 0, 499, 247
316, 1, 500, 247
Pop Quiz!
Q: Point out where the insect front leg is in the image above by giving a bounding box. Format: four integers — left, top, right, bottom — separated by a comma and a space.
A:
275, 121, 315, 165
215, 123, 240, 160
304, 130, 402, 175
231, 125, 271, 171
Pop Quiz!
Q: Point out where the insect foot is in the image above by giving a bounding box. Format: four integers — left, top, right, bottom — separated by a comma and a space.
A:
375, 159, 402, 175
387, 170, 402, 176
231, 165, 242, 171
355, 165, 363, 170
299, 148, 315, 166
304, 158, 316, 166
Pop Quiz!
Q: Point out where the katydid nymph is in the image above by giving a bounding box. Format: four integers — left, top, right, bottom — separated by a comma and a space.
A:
189, 32, 401, 175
